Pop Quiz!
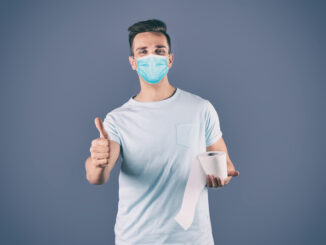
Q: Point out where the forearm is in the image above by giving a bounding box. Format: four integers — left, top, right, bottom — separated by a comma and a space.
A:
224, 145, 235, 171
85, 156, 110, 185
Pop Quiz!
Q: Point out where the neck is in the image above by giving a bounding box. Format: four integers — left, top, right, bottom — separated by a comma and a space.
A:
134, 75, 176, 102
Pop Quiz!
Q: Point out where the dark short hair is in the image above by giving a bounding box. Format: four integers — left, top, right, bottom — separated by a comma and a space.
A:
128, 19, 171, 56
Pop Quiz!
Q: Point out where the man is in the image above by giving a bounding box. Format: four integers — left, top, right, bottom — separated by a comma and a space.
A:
85, 19, 239, 244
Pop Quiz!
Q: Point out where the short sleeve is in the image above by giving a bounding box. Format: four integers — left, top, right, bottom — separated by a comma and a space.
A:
103, 113, 121, 145
204, 100, 223, 147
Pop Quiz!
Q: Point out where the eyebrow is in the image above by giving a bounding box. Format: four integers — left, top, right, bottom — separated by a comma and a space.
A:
136, 45, 167, 51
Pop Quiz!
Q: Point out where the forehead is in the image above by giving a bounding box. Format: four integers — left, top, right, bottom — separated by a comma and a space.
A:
133, 32, 168, 49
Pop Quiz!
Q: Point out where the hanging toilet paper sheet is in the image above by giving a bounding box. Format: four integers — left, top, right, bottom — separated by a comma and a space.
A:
174, 151, 227, 230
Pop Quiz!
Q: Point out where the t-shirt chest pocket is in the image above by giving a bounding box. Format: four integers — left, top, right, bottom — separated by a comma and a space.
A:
175, 122, 195, 148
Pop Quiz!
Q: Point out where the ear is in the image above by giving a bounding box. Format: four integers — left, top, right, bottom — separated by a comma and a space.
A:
167, 53, 174, 69
129, 56, 137, 70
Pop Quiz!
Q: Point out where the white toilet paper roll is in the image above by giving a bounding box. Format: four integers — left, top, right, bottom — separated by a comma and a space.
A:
198, 151, 227, 180
174, 151, 227, 230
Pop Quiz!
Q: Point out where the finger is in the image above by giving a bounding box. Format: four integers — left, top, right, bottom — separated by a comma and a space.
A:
94, 117, 109, 139
228, 170, 240, 177
206, 175, 210, 187
216, 177, 224, 187
220, 177, 224, 186
92, 138, 110, 147
92, 138, 110, 146
91, 152, 109, 159
210, 175, 217, 188
90, 145, 110, 153
206, 175, 212, 187
96, 158, 108, 164
213, 175, 219, 188
94, 158, 109, 168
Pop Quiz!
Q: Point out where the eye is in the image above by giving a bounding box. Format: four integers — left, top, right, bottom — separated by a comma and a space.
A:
140, 50, 147, 54
156, 49, 165, 54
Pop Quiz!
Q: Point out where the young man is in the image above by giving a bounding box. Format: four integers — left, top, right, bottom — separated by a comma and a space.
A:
85, 19, 239, 244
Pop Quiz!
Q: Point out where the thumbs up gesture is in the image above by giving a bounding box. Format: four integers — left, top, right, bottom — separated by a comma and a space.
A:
89, 117, 110, 168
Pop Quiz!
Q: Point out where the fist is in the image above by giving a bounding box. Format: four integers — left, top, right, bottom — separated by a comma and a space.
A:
89, 117, 110, 168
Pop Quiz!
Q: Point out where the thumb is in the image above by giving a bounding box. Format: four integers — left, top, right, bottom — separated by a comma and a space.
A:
228, 170, 240, 177
94, 117, 109, 139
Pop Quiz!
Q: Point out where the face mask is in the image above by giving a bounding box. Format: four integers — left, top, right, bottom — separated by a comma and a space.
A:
136, 54, 169, 84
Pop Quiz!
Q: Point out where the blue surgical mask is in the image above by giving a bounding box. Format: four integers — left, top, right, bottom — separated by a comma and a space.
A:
136, 54, 169, 84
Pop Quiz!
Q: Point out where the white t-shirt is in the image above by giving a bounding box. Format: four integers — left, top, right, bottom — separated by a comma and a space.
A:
103, 87, 223, 245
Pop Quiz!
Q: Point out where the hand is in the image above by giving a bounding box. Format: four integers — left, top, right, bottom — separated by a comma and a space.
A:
89, 117, 110, 168
206, 169, 240, 188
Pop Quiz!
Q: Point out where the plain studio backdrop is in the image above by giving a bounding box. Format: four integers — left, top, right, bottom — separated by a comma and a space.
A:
1, 0, 325, 244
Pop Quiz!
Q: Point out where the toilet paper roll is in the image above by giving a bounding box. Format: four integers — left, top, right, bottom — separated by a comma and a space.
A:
198, 151, 227, 180
174, 151, 227, 230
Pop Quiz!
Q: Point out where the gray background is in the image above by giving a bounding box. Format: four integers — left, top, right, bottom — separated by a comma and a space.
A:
1, 0, 325, 244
